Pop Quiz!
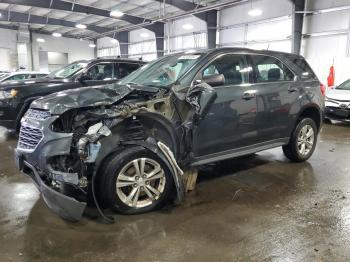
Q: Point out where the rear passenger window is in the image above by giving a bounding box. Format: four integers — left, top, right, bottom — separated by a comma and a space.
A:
251, 55, 294, 83
201, 54, 247, 86
118, 63, 141, 79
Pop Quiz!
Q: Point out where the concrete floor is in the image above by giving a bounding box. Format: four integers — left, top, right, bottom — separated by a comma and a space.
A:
0, 123, 350, 262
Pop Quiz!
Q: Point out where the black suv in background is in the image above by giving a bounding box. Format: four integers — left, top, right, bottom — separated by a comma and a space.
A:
0, 58, 145, 133
15, 48, 324, 222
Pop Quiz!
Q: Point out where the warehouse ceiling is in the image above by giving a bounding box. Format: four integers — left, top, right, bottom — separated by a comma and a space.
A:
0, 0, 226, 39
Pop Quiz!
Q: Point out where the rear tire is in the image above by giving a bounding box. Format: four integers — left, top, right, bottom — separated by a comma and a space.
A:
99, 146, 174, 215
283, 118, 318, 162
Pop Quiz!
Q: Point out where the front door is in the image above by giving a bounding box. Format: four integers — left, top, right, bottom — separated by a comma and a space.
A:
193, 53, 258, 157
83, 62, 117, 86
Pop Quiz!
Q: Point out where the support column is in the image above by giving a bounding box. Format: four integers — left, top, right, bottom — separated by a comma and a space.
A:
151, 22, 165, 58
118, 31, 129, 58
292, 0, 306, 55
206, 10, 218, 49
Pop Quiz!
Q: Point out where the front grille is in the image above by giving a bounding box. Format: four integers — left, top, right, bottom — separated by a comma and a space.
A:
18, 125, 43, 150
25, 109, 51, 120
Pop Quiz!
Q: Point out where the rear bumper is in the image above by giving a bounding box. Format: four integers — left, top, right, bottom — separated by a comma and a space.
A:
15, 150, 87, 222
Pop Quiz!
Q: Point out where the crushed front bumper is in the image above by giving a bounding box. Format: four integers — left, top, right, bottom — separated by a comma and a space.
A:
15, 148, 87, 222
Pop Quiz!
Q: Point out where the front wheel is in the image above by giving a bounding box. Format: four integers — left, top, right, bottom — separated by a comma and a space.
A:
283, 118, 318, 162
99, 146, 174, 215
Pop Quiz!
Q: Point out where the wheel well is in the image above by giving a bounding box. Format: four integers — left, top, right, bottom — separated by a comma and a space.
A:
298, 107, 321, 131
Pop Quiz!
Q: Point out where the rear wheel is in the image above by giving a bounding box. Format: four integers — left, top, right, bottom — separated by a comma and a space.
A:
99, 146, 174, 215
283, 118, 318, 162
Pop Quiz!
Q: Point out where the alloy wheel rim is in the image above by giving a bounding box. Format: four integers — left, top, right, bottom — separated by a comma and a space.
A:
297, 124, 315, 156
116, 158, 166, 208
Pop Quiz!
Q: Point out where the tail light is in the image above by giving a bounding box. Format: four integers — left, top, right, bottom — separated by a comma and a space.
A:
320, 83, 326, 96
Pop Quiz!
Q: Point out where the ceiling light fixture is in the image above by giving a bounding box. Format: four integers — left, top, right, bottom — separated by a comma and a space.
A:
52, 32, 62, 37
182, 23, 194, 30
36, 38, 45, 43
76, 24, 87, 29
89, 43, 96, 48
110, 10, 124, 18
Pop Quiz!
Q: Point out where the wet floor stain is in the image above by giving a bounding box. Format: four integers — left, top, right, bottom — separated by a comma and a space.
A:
0, 122, 350, 261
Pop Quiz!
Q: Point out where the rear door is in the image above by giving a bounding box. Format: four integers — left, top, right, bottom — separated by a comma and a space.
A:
248, 54, 299, 142
193, 53, 259, 157
117, 62, 142, 79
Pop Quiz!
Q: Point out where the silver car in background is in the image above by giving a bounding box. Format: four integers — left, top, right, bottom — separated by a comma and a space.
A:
325, 80, 350, 122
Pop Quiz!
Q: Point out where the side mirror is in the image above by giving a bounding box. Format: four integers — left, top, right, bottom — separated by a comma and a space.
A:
186, 82, 217, 121
201, 74, 225, 87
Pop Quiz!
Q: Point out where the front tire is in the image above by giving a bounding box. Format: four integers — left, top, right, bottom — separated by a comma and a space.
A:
99, 146, 174, 215
283, 118, 318, 162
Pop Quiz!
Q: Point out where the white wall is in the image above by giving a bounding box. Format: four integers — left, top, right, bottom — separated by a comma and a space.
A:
217, 0, 350, 85
219, 0, 292, 51
97, 37, 121, 57
165, 16, 207, 53
301, 0, 350, 85
32, 33, 95, 71
129, 28, 157, 61
0, 28, 18, 71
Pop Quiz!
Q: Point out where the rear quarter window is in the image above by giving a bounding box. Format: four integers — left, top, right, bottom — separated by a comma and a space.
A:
287, 56, 317, 80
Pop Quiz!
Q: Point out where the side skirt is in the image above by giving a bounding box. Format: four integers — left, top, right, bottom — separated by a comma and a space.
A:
190, 138, 290, 166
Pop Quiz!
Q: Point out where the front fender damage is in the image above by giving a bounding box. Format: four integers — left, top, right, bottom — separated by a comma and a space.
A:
74, 111, 186, 222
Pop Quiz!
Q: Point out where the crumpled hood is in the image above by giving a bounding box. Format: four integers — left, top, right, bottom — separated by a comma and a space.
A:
31, 83, 159, 115
326, 88, 350, 101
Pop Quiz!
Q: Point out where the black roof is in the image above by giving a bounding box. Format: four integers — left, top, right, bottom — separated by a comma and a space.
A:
171, 47, 303, 59
74, 57, 147, 64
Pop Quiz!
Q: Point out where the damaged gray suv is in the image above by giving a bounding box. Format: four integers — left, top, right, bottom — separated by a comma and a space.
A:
15, 48, 324, 222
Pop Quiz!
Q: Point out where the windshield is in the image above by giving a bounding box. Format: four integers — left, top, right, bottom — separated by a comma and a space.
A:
336, 79, 350, 90
119, 53, 202, 87
47, 62, 88, 79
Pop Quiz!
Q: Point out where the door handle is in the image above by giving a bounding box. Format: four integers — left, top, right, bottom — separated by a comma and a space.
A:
242, 91, 256, 100
288, 86, 298, 93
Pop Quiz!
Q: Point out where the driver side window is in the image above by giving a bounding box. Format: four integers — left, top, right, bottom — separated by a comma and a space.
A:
201, 54, 247, 87
85, 63, 114, 81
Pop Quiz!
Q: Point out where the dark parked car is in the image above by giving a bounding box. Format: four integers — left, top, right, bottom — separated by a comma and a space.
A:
0, 58, 145, 133
15, 48, 324, 222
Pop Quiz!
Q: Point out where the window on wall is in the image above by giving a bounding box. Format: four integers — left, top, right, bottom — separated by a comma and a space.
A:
250, 55, 294, 83
166, 32, 207, 53
129, 40, 157, 61
97, 47, 120, 57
